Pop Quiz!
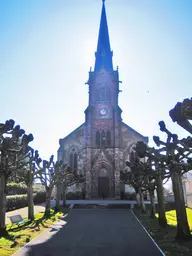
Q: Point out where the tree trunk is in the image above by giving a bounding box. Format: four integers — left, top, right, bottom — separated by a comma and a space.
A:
63, 187, 66, 207
44, 187, 52, 217
156, 173, 167, 227
135, 187, 141, 207
136, 193, 141, 207
27, 180, 34, 221
55, 184, 61, 212
140, 190, 146, 213
0, 175, 8, 237
171, 169, 191, 240
149, 189, 156, 218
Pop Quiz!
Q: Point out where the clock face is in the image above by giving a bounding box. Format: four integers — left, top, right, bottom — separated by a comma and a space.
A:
100, 108, 107, 116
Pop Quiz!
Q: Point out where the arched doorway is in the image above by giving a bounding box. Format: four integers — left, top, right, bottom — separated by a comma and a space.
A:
98, 168, 109, 198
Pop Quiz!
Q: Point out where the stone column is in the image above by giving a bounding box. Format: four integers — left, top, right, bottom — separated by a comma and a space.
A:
115, 172, 120, 198
114, 148, 122, 198
85, 170, 91, 199
109, 177, 115, 198
84, 148, 92, 199
91, 177, 98, 198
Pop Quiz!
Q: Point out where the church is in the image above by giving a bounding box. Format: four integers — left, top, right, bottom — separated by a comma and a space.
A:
57, 1, 148, 199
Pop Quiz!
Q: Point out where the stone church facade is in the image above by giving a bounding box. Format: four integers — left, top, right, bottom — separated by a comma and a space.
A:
57, 1, 148, 199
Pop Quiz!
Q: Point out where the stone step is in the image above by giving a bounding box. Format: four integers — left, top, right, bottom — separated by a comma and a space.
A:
73, 204, 131, 209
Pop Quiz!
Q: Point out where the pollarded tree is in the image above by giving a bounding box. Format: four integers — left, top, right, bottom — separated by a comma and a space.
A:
55, 164, 73, 211
0, 119, 33, 236
141, 160, 156, 218
121, 152, 146, 213
135, 141, 168, 227
170, 97, 192, 134
154, 121, 192, 240
16, 148, 40, 221
34, 156, 78, 217
59, 170, 85, 209
123, 151, 157, 217
34, 155, 59, 217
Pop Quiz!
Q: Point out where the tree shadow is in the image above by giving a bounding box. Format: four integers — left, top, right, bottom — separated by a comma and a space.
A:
135, 208, 192, 255
14, 209, 166, 256
21, 213, 71, 256
3, 233, 31, 248
7, 221, 32, 232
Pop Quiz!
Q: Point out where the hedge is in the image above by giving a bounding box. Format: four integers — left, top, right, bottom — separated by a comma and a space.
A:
6, 194, 28, 211
7, 182, 27, 195
66, 191, 83, 200
6, 191, 46, 212
33, 192, 46, 204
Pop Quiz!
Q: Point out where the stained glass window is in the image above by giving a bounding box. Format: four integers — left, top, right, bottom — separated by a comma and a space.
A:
96, 131, 100, 146
69, 148, 78, 172
106, 130, 111, 146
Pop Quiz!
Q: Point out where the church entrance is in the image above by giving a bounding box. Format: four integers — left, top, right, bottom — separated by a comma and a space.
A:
98, 168, 109, 198
98, 177, 109, 198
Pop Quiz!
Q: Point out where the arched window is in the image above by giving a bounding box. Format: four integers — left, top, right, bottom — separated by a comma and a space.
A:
74, 152, 77, 171
69, 148, 78, 173
70, 153, 73, 168
101, 130, 106, 147
95, 130, 112, 147
106, 130, 111, 146
96, 131, 100, 146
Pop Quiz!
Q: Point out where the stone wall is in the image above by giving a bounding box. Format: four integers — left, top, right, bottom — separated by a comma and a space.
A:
58, 121, 148, 199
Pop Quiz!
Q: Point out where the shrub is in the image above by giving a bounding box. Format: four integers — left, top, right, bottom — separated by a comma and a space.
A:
33, 192, 46, 204
7, 182, 27, 195
6, 194, 28, 211
66, 191, 82, 200
124, 192, 136, 200
6, 192, 46, 211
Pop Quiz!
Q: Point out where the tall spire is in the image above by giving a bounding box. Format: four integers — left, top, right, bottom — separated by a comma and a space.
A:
94, 0, 113, 72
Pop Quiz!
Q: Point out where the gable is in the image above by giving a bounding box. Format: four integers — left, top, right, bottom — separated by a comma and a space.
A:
121, 122, 148, 161
58, 123, 85, 167
121, 122, 148, 143
59, 123, 85, 145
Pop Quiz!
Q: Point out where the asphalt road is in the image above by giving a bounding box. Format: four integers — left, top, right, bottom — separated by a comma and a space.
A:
16, 209, 163, 256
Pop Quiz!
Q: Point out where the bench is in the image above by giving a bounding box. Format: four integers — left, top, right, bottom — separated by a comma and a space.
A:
7, 214, 29, 226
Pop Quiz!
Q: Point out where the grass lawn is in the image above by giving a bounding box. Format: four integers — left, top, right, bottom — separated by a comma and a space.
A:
160, 208, 192, 231
134, 207, 192, 256
0, 209, 66, 256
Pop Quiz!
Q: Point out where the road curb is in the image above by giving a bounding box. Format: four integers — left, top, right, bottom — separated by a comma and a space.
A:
131, 209, 166, 256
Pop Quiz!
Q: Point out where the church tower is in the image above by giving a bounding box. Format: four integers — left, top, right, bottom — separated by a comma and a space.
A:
84, 0, 123, 198
85, 0, 122, 150
58, 0, 148, 199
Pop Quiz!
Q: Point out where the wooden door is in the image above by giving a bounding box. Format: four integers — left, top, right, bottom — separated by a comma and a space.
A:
98, 177, 109, 198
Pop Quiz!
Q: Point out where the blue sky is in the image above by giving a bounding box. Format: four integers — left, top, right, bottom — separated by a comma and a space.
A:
0, 0, 191, 160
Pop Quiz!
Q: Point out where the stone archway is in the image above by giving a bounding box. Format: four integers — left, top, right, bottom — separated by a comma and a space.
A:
98, 168, 109, 198
91, 159, 115, 198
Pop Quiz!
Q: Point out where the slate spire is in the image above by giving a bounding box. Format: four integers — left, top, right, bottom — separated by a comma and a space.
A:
94, 0, 113, 72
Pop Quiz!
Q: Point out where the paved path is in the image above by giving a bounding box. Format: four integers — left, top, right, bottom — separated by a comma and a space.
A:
14, 209, 163, 256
